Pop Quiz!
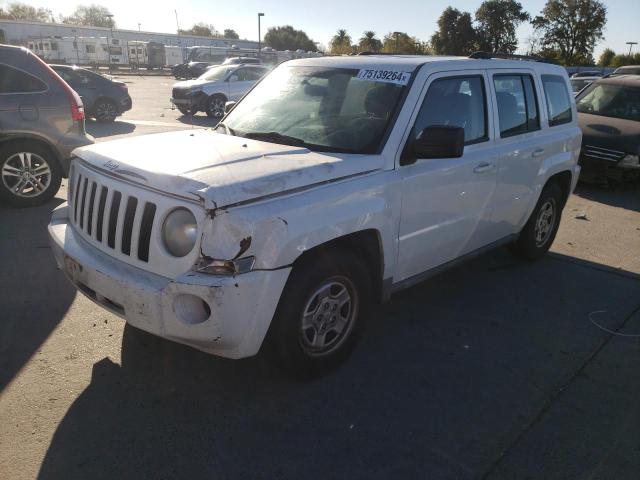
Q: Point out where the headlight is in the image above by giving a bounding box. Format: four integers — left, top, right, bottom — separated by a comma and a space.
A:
188, 86, 203, 94
619, 154, 639, 168
162, 208, 197, 257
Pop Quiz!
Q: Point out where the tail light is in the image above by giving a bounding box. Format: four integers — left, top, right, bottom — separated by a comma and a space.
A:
30, 51, 85, 121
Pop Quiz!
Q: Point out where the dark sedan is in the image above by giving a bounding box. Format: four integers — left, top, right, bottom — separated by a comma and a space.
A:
576, 75, 640, 183
50, 65, 132, 123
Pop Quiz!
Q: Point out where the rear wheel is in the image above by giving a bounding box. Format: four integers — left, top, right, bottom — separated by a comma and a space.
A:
267, 249, 370, 377
94, 98, 118, 123
205, 94, 226, 119
0, 142, 62, 207
511, 182, 564, 261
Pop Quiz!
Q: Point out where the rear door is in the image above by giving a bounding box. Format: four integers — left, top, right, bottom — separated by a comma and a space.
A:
486, 69, 545, 237
396, 70, 498, 282
0, 63, 48, 135
227, 67, 266, 100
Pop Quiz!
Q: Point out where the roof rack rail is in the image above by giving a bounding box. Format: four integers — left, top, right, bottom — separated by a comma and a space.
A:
469, 51, 554, 63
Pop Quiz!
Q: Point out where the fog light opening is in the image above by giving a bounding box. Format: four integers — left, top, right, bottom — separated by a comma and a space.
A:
173, 294, 211, 325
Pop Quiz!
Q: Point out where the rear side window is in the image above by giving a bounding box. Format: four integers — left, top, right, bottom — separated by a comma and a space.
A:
414, 76, 488, 145
0, 64, 47, 94
542, 75, 572, 126
493, 74, 539, 137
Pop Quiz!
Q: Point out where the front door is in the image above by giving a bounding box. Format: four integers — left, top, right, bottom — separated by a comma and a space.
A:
396, 71, 498, 282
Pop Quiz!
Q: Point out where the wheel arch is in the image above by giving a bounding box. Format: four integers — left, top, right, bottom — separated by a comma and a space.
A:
292, 229, 385, 304
545, 170, 573, 207
0, 135, 62, 167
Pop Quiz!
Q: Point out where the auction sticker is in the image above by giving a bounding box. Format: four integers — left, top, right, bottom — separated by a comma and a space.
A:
355, 69, 411, 85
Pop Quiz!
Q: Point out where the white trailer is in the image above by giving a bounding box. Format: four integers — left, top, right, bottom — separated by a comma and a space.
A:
27, 36, 128, 66
165, 45, 184, 66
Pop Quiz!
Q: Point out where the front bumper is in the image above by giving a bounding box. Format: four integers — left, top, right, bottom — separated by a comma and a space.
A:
48, 205, 291, 359
119, 95, 132, 114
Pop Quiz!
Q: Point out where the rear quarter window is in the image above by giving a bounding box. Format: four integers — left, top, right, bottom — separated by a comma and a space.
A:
0, 64, 47, 94
542, 74, 572, 126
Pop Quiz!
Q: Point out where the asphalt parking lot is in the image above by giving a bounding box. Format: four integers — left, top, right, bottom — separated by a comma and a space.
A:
1, 76, 639, 480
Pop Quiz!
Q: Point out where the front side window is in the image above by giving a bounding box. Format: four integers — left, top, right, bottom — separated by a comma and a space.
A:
542, 74, 572, 126
413, 76, 487, 145
223, 65, 410, 154
0, 65, 47, 94
576, 83, 640, 122
493, 74, 539, 137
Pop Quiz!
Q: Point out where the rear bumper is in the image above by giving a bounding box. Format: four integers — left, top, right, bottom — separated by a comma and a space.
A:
118, 95, 132, 114
55, 128, 94, 177
48, 204, 291, 359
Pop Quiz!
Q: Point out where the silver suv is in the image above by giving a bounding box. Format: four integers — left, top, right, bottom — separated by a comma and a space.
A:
0, 45, 93, 207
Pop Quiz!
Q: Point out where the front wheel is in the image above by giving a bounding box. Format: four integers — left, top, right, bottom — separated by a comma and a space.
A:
0, 142, 62, 207
266, 250, 370, 377
205, 94, 226, 119
511, 182, 564, 261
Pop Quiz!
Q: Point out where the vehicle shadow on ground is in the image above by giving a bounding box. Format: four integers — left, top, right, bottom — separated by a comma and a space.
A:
37, 249, 640, 480
574, 181, 640, 212
86, 120, 137, 139
176, 114, 219, 128
0, 197, 76, 391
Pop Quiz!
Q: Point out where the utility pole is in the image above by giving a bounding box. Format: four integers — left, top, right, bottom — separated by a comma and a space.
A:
105, 13, 114, 72
258, 13, 264, 58
393, 31, 401, 54
175, 10, 180, 34
627, 41, 638, 55
138, 23, 141, 32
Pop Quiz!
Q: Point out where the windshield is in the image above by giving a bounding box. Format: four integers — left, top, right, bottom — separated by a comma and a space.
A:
199, 66, 231, 81
222, 65, 410, 154
576, 83, 640, 121
570, 78, 593, 93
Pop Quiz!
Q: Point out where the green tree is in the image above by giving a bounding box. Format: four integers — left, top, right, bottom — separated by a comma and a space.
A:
532, 0, 607, 65
475, 0, 530, 54
611, 52, 640, 68
0, 2, 52, 22
329, 29, 352, 55
223, 29, 239, 39
264, 25, 317, 52
358, 31, 382, 53
381, 32, 424, 54
61, 5, 115, 28
430, 7, 477, 55
597, 48, 616, 66
178, 23, 218, 37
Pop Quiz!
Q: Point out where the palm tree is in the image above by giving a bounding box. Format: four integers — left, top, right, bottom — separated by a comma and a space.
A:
330, 29, 352, 54
359, 31, 382, 52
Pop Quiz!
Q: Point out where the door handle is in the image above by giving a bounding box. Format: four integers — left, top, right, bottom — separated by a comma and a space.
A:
473, 162, 494, 173
532, 148, 545, 158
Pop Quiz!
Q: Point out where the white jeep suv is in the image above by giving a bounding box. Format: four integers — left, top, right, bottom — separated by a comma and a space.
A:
49, 55, 581, 375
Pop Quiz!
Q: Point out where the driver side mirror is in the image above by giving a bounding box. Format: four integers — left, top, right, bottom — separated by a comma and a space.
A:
401, 125, 465, 165
224, 101, 236, 113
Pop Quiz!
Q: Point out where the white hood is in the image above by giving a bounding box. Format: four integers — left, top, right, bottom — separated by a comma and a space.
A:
172, 78, 215, 89
73, 129, 382, 209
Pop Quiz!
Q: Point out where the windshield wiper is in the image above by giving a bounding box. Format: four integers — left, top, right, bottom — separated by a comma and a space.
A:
243, 131, 307, 147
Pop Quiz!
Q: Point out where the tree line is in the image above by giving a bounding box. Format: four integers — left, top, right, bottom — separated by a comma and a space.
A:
2, 1, 635, 66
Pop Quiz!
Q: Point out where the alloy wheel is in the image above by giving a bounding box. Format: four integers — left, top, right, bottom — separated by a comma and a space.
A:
1, 152, 52, 198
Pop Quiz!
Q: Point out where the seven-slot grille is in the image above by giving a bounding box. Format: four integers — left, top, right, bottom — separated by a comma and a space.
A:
582, 145, 625, 163
70, 168, 157, 263
172, 87, 190, 100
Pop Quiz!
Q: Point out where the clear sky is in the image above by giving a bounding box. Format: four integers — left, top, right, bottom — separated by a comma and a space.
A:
5, 0, 639, 57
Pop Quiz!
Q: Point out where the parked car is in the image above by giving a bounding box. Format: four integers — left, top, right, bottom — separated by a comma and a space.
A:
0, 45, 93, 207
49, 55, 581, 375
222, 57, 262, 66
571, 71, 603, 78
171, 64, 268, 118
50, 65, 132, 123
571, 76, 601, 95
576, 75, 640, 183
172, 61, 214, 80
610, 65, 640, 76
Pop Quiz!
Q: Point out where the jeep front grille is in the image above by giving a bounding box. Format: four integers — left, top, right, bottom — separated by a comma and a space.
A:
72, 171, 157, 263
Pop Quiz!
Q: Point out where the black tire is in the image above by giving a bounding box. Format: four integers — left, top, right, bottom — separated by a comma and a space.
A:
177, 105, 195, 116
0, 141, 62, 208
94, 98, 118, 123
266, 249, 371, 378
205, 94, 227, 119
511, 182, 564, 261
